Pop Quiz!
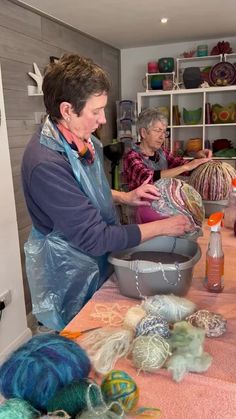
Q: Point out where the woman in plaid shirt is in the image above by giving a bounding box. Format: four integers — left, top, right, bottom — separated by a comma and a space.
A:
123, 108, 212, 222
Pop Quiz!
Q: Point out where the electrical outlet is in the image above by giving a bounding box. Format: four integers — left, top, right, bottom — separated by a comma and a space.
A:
0, 290, 12, 307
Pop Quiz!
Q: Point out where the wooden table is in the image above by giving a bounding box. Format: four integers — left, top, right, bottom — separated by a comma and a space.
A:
66, 223, 236, 419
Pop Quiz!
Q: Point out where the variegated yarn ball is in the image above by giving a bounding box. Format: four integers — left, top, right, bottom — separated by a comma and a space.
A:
142, 294, 196, 323
151, 177, 204, 235
186, 309, 227, 337
132, 335, 170, 372
189, 161, 236, 200
135, 314, 170, 339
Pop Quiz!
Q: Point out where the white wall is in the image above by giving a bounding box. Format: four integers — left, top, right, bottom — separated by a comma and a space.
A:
121, 36, 236, 100
0, 65, 31, 363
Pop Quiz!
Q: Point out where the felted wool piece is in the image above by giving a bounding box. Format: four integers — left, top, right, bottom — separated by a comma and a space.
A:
189, 161, 236, 200
151, 178, 204, 235
166, 321, 212, 382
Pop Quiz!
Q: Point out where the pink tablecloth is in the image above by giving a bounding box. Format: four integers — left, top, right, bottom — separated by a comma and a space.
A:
66, 224, 236, 419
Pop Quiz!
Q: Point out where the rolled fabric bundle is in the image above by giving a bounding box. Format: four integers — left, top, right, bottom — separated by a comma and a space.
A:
189, 161, 236, 200
150, 178, 205, 235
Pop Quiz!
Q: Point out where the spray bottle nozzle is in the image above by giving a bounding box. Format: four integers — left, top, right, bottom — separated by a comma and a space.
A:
208, 211, 224, 231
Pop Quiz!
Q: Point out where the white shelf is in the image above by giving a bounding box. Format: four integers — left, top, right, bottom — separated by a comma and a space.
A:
137, 86, 236, 163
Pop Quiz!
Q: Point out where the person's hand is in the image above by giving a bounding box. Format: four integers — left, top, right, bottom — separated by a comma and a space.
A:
196, 149, 213, 158
157, 214, 193, 237
184, 157, 210, 171
125, 175, 161, 207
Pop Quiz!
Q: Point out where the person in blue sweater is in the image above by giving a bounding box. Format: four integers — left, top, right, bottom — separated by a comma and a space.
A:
21, 53, 192, 331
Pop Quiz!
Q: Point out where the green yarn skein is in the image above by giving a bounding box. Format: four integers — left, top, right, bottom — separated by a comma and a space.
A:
46, 379, 101, 417
0, 398, 39, 419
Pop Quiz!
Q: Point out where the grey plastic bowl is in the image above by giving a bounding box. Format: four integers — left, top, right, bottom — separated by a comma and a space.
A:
108, 236, 201, 299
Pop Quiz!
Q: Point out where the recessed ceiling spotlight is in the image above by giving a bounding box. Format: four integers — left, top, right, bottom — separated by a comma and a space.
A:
161, 17, 168, 24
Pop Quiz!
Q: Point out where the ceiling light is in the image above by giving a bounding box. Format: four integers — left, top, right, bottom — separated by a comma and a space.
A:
161, 18, 168, 24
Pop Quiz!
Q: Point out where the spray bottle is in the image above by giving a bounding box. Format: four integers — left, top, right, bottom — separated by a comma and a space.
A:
204, 211, 224, 293
224, 178, 236, 229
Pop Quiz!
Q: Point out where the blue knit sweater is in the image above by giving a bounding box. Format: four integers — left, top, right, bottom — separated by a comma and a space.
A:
21, 128, 141, 257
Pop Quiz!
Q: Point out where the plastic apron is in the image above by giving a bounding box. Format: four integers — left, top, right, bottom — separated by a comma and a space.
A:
24, 119, 118, 331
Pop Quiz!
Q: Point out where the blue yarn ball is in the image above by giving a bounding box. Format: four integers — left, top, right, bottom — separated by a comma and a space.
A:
136, 314, 170, 339
0, 334, 91, 411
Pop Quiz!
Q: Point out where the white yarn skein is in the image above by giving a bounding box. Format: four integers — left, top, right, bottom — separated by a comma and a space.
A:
142, 294, 196, 323
123, 305, 147, 331
80, 328, 134, 374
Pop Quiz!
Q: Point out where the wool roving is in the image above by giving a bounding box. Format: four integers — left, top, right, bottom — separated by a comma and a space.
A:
142, 294, 196, 323
81, 328, 134, 375
0, 398, 39, 419
122, 305, 146, 331
101, 370, 139, 413
132, 335, 170, 373
0, 334, 91, 411
186, 309, 227, 337
78, 410, 125, 418
135, 314, 170, 339
151, 178, 204, 235
189, 161, 236, 200
46, 379, 101, 417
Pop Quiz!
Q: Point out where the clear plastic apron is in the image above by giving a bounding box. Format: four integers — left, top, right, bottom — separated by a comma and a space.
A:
24, 120, 118, 330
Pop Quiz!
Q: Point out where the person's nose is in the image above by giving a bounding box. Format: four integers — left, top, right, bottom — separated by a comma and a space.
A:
98, 109, 106, 125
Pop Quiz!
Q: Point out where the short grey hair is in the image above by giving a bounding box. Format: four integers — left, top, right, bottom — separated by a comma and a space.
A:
137, 108, 168, 133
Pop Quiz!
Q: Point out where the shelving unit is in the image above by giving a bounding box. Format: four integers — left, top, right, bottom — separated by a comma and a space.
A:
176, 54, 223, 84
137, 85, 236, 166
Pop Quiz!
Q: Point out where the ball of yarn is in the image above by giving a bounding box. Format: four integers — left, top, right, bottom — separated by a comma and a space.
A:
186, 309, 227, 337
46, 379, 101, 417
123, 305, 146, 331
101, 370, 139, 413
189, 161, 236, 200
0, 334, 91, 411
132, 335, 170, 372
136, 314, 170, 338
142, 294, 196, 323
0, 398, 39, 419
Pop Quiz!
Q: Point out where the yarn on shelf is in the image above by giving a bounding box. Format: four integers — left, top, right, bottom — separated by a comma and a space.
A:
132, 335, 170, 373
186, 309, 227, 337
0, 334, 91, 411
0, 398, 39, 419
142, 294, 196, 323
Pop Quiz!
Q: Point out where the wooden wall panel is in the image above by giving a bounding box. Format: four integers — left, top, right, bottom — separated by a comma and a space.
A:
0, 0, 120, 314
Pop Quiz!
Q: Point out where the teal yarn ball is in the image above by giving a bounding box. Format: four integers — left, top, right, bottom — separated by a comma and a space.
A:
101, 370, 139, 413
0, 398, 39, 419
46, 379, 101, 417
0, 334, 91, 411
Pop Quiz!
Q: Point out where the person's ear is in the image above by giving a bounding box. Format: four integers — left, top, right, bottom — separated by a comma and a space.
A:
59, 102, 73, 123
140, 127, 147, 139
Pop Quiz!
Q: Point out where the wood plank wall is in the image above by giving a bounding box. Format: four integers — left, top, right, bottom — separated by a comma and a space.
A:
0, 0, 121, 313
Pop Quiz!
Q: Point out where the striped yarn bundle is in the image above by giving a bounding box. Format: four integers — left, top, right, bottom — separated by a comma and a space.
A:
189, 161, 236, 200
0, 334, 91, 411
101, 370, 139, 413
152, 177, 204, 234
135, 314, 170, 339
186, 309, 227, 337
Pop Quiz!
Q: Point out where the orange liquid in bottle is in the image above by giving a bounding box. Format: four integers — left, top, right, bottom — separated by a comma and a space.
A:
205, 254, 224, 292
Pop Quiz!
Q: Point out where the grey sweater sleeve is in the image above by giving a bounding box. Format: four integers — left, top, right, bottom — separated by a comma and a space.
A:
29, 160, 141, 257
